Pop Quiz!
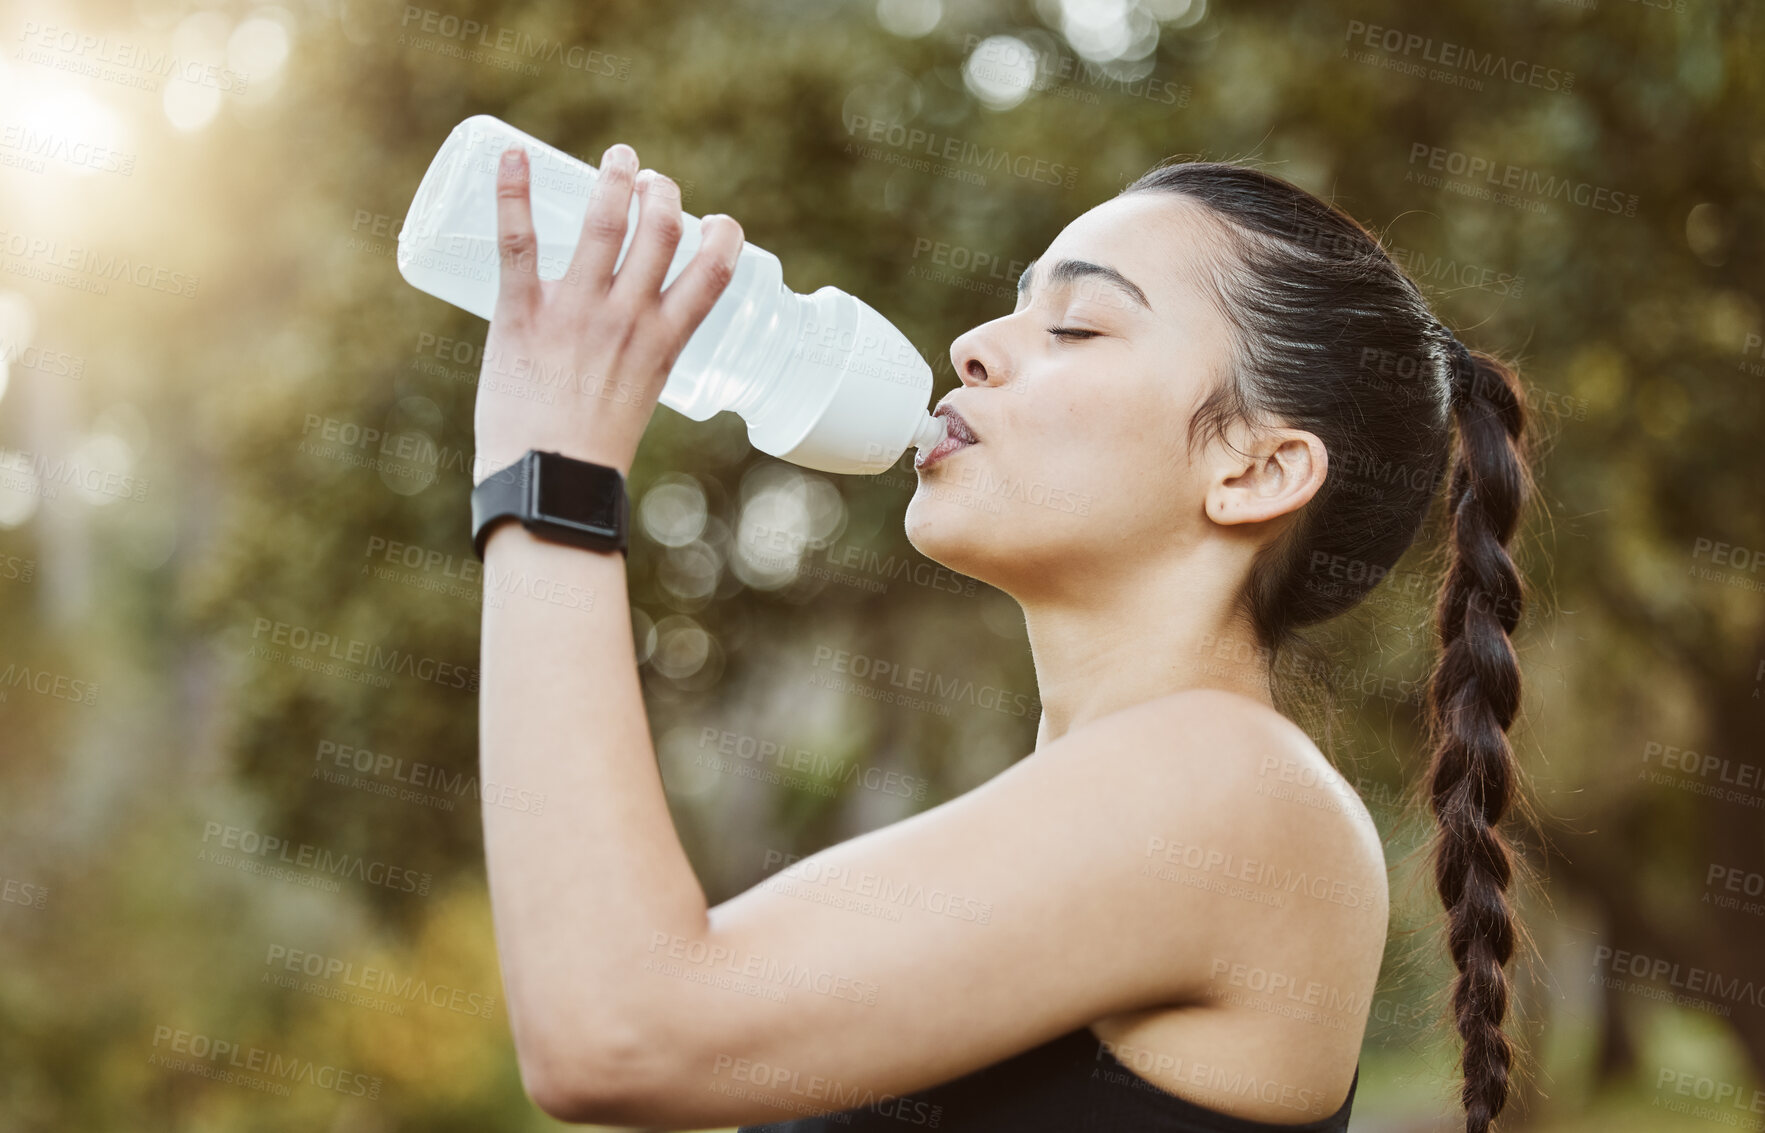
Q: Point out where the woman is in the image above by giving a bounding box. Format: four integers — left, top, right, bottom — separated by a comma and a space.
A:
472, 139, 1530, 1133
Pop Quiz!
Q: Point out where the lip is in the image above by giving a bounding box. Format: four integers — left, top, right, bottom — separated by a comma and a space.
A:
915, 404, 981, 471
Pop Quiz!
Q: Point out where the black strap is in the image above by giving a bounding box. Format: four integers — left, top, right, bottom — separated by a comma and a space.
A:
470, 451, 629, 560
471, 454, 533, 560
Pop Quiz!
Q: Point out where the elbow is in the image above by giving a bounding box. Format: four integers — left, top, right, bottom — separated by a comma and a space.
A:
514, 1012, 668, 1124
518, 1046, 596, 1124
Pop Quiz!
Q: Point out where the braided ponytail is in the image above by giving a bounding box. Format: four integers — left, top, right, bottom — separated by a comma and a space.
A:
1427, 337, 1531, 1133
1117, 162, 1537, 1132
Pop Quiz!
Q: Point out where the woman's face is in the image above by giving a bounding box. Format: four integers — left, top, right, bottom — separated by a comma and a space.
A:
904, 192, 1244, 597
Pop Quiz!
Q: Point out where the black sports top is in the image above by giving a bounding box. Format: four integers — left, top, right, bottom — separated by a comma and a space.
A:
736, 1025, 1357, 1132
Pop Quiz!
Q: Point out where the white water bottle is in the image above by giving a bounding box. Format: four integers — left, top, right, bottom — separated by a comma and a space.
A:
396, 115, 946, 475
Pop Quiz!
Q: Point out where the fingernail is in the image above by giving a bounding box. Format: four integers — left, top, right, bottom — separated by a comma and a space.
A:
500, 147, 524, 171
635, 168, 655, 191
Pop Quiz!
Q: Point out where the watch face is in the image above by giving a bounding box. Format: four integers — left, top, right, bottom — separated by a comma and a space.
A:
535, 454, 621, 534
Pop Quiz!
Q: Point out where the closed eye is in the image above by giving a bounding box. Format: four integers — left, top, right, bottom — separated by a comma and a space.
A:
1047, 327, 1100, 342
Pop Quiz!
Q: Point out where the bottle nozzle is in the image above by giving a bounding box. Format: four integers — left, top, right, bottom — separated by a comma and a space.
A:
911, 412, 946, 451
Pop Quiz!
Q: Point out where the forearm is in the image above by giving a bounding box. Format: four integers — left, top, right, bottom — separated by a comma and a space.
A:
477, 522, 709, 1063
464, 137, 748, 1112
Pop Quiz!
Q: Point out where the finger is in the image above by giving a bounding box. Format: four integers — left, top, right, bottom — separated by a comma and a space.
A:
494, 146, 541, 314
563, 142, 639, 297
655, 213, 743, 347
608, 169, 684, 308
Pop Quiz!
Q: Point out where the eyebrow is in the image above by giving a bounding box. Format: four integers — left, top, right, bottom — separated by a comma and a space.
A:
1016, 257, 1152, 312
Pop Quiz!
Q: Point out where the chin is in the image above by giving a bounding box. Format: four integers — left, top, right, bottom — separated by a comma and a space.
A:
903, 468, 1044, 594
903, 472, 991, 575
904, 451, 1119, 597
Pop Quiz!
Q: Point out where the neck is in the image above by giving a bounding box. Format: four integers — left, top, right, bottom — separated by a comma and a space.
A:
1018, 547, 1273, 750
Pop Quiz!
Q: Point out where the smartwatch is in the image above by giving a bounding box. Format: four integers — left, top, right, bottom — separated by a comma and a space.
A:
471, 450, 629, 559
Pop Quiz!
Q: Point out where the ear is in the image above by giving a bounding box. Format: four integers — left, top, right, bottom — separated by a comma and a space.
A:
1204, 427, 1328, 527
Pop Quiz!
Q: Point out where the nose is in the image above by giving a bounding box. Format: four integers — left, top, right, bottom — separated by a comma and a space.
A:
949, 320, 1007, 388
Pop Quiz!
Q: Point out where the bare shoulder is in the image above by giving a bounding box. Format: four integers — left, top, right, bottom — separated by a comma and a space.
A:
1049, 688, 1388, 909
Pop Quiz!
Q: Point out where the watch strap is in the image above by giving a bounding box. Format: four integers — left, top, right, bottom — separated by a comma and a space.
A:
471, 451, 629, 560
471, 453, 531, 559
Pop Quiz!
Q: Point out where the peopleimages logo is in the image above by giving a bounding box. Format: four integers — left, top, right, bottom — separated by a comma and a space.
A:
0, 448, 149, 503
249, 617, 479, 692
959, 34, 1188, 106
810, 645, 1041, 718
844, 115, 1079, 189
262, 944, 497, 1019
0, 123, 137, 175
149, 1026, 380, 1099
397, 5, 633, 78
0, 334, 84, 379
762, 848, 993, 924
1343, 21, 1575, 93
1406, 143, 1640, 216
1654, 1067, 1765, 1120
1142, 837, 1378, 914
0, 660, 98, 705
314, 738, 547, 814
1591, 944, 1765, 1014
200, 821, 433, 895
0, 228, 199, 296
15, 21, 251, 93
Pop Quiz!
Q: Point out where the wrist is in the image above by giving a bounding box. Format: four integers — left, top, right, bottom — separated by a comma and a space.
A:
470, 449, 631, 561
473, 437, 634, 485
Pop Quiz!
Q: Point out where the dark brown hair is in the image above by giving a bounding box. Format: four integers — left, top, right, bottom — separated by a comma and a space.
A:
1121, 161, 1532, 1133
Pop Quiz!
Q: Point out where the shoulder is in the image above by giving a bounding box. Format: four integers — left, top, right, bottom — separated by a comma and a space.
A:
1049, 689, 1388, 907
1060, 687, 1331, 794
994, 689, 1388, 1008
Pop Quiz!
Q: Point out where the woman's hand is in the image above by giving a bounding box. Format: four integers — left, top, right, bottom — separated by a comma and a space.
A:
473, 142, 745, 481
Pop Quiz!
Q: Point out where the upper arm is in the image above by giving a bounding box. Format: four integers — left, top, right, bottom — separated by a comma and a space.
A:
569, 690, 1382, 1127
